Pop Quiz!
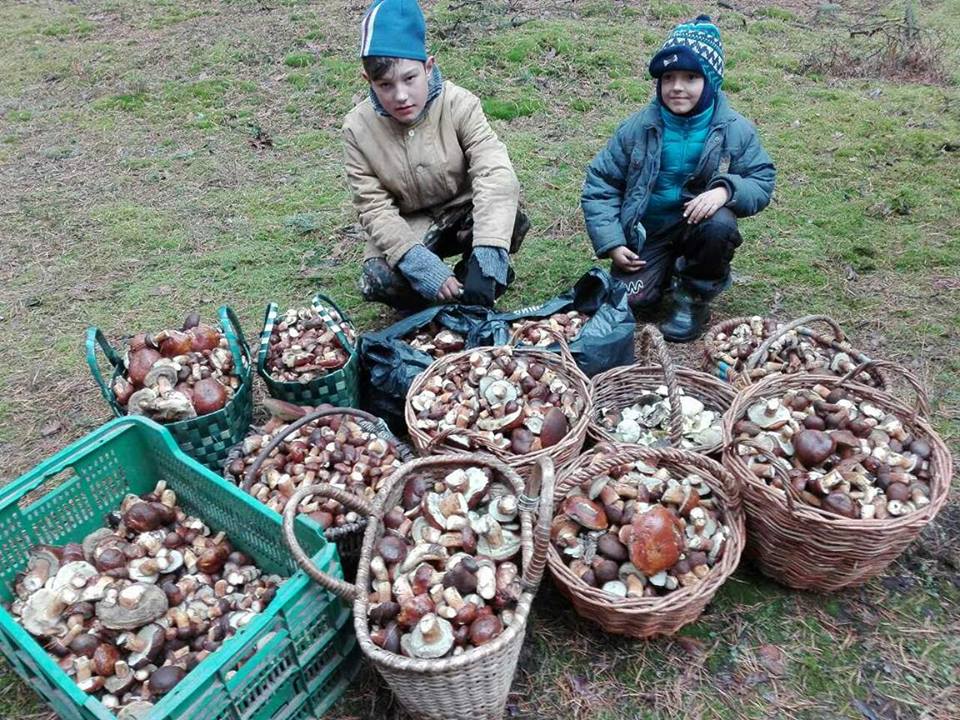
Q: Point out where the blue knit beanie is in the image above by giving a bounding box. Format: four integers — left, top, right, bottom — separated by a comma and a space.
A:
649, 15, 724, 91
359, 0, 427, 61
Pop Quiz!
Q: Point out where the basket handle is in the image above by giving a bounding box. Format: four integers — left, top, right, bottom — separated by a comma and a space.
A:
423, 426, 512, 460
509, 325, 578, 370
257, 302, 280, 373
282, 483, 375, 601
519, 456, 554, 592
85, 327, 124, 412
637, 325, 683, 447
243, 406, 411, 491
745, 315, 845, 371
218, 306, 251, 376
838, 359, 930, 417
311, 292, 358, 355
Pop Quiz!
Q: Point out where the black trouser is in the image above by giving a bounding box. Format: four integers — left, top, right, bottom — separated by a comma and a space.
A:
360, 204, 529, 311
621, 208, 742, 307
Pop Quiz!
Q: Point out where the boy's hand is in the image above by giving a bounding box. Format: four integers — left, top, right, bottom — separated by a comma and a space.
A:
437, 276, 463, 302
609, 246, 646, 272
684, 187, 730, 225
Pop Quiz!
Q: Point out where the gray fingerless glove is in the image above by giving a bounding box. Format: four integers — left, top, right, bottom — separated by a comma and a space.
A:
472, 246, 510, 285
397, 245, 453, 300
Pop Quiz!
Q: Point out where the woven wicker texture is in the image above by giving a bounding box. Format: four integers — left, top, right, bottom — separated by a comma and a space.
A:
230, 406, 413, 562
721, 361, 950, 591
702, 315, 885, 390
589, 325, 735, 456
85, 306, 254, 470
282, 454, 555, 720
548, 444, 745, 637
405, 333, 592, 482
257, 293, 361, 407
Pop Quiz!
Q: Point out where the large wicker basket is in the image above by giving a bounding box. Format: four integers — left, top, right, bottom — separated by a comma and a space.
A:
703, 314, 885, 390
405, 333, 592, 482
548, 444, 745, 637
721, 360, 950, 591
589, 325, 735, 456
282, 454, 555, 720
231, 406, 413, 563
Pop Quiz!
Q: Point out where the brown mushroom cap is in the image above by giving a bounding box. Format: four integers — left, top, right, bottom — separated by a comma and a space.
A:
96, 583, 168, 630
148, 665, 186, 696
628, 506, 683, 576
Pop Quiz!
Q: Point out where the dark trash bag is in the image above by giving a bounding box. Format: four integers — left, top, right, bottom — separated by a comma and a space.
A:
358, 304, 495, 431
476, 267, 636, 377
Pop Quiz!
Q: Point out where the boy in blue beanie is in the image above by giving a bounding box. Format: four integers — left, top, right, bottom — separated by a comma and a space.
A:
343, 0, 528, 310
581, 15, 775, 342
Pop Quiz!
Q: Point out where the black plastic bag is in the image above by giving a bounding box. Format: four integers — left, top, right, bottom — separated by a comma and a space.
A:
358, 305, 494, 431
475, 268, 636, 377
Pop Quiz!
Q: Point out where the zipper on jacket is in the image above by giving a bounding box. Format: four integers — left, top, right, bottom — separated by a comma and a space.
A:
690, 131, 723, 181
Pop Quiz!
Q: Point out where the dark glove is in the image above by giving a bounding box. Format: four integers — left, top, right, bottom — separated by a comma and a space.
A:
461, 253, 497, 307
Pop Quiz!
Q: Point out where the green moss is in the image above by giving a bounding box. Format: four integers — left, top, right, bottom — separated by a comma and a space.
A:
284, 52, 314, 68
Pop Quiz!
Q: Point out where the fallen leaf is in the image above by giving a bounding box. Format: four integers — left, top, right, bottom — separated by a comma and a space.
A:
40, 420, 63, 437
756, 644, 786, 676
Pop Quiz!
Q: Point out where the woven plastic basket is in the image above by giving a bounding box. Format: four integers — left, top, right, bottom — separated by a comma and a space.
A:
721, 360, 950, 591
0, 416, 358, 720
589, 325, 735, 456
232, 407, 414, 563
282, 454, 555, 720
258, 293, 360, 407
86, 306, 254, 470
702, 315, 885, 389
405, 332, 592, 482
547, 444, 745, 637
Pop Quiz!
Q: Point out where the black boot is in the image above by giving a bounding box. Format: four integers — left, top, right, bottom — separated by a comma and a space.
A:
658, 288, 710, 343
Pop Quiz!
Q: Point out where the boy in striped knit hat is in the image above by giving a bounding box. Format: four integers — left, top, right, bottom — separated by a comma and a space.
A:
344, 0, 528, 311
582, 16, 775, 342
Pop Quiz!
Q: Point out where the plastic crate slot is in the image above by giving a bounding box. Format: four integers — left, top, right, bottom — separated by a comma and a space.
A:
296, 606, 352, 667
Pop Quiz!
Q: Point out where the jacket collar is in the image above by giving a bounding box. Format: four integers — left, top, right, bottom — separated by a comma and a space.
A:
640, 91, 736, 130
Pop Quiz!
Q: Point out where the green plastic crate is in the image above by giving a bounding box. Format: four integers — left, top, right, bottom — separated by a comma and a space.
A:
0, 416, 359, 720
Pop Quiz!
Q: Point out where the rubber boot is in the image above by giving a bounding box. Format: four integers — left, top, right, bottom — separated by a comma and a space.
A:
658, 288, 711, 343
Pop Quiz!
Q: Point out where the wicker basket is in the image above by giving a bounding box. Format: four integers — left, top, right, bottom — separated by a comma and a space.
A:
229, 407, 414, 563
702, 315, 885, 390
282, 454, 555, 720
589, 325, 735, 456
547, 444, 745, 637
86, 306, 254, 470
721, 360, 949, 591
258, 292, 361, 407
405, 332, 592, 482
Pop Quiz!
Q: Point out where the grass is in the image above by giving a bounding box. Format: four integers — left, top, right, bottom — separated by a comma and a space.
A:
0, 0, 958, 718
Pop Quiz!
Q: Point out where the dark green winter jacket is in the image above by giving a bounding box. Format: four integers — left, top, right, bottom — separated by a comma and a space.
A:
581, 92, 775, 257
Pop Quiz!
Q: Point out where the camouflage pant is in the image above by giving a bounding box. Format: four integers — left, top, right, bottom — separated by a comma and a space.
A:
360, 204, 529, 311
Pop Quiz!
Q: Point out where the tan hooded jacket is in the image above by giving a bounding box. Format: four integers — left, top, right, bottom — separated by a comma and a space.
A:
342, 81, 520, 268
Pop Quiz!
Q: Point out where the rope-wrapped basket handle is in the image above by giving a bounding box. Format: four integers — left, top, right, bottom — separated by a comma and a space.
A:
637, 324, 683, 448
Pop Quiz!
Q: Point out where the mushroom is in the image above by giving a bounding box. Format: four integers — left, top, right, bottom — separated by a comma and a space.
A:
627, 506, 683, 576
126, 388, 158, 415
143, 359, 179, 394
15, 547, 60, 599
20, 588, 67, 637
400, 614, 454, 658
96, 583, 169, 630
747, 399, 791, 429
116, 702, 155, 720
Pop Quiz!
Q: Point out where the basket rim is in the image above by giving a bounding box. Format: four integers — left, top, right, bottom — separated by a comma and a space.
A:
404, 344, 593, 467
257, 344, 360, 388
351, 453, 542, 673
588, 364, 735, 452
546, 444, 745, 614
721, 371, 952, 529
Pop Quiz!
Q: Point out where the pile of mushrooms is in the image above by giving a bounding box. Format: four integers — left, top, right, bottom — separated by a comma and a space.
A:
712, 316, 873, 382
225, 406, 403, 529
403, 323, 466, 358
552, 459, 730, 597
599, 386, 723, 449
510, 311, 587, 347
732, 385, 933, 519
410, 346, 586, 454
112, 313, 242, 423
8, 482, 283, 715
366, 467, 524, 658
265, 305, 356, 382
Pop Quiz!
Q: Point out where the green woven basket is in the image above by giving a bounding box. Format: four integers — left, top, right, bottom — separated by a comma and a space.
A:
85, 306, 254, 471
257, 293, 360, 408
0, 416, 359, 720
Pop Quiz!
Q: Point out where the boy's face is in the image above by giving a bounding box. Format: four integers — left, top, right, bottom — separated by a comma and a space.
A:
660, 70, 705, 115
364, 57, 435, 124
